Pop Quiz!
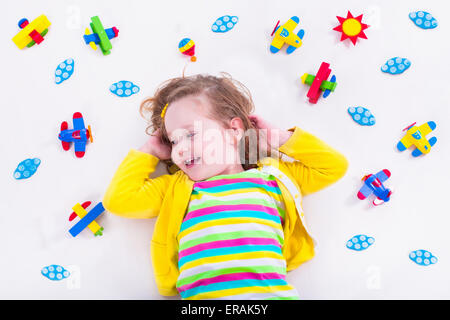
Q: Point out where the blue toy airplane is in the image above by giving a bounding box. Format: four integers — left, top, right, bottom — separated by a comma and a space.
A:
69, 201, 104, 237
58, 112, 93, 158
357, 169, 392, 206
270, 16, 305, 54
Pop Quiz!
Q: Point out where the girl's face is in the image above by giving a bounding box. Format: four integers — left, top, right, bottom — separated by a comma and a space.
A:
164, 94, 245, 181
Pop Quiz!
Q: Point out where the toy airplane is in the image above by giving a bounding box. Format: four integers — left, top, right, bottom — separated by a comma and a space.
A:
301, 62, 337, 104
69, 201, 104, 237
58, 112, 93, 158
83, 16, 119, 55
12, 15, 51, 49
357, 169, 392, 206
270, 16, 305, 54
397, 121, 437, 157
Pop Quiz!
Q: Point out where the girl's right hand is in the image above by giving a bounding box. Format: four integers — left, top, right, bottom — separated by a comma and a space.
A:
138, 129, 172, 160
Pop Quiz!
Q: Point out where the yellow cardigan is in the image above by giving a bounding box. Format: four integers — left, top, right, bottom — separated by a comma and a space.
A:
103, 127, 348, 296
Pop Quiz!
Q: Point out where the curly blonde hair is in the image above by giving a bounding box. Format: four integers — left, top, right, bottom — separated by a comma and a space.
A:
140, 73, 279, 173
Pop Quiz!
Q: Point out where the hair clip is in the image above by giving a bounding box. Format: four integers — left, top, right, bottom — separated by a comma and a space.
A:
161, 103, 168, 119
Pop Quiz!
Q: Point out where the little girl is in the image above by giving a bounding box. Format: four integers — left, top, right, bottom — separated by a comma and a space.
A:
103, 74, 348, 300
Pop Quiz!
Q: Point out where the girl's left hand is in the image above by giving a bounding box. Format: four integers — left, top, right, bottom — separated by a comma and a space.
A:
248, 114, 293, 149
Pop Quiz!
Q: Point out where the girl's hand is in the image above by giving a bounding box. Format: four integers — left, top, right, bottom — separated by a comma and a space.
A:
248, 114, 293, 149
138, 129, 172, 160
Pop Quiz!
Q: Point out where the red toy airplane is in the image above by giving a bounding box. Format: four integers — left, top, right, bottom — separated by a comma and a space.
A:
301, 62, 337, 104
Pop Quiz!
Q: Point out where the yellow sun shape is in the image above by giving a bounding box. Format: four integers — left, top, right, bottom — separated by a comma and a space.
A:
333, 11, 369, 45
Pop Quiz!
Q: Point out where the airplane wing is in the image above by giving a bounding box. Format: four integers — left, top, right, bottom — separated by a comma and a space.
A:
286, 29, 304, 54
375, 169, 391, 183
270, 36, 285, 53
417, 121, 436, 137
411, 136, 436, 157
308, 62, 331, 103
60, 121, 71, 150
284, 16, 300, 32
69, 202, 105, 237
357, 183, 373, 200
72, 112, 86, 131
74, 141, 86, 158
397, 135, 413, 151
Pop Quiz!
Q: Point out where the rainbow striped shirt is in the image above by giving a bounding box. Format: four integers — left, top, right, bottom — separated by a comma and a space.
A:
176, 169, 299, 300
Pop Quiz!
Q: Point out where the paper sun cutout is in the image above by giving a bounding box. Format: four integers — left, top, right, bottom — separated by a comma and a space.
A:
333, 11, 369, 45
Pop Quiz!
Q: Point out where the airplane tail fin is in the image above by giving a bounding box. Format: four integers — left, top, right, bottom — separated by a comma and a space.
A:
373, 198, 385, 206
60, 121, 71, 151
373, 189, 392, 206
85, 28, 97, 50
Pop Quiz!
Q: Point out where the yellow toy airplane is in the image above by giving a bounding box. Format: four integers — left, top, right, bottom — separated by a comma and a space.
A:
397, 121, 437, 157
270, 16, 305, 54
12, 15, 51, 49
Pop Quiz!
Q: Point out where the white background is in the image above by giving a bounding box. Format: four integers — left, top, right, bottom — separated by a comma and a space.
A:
1, 0, 449, 299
